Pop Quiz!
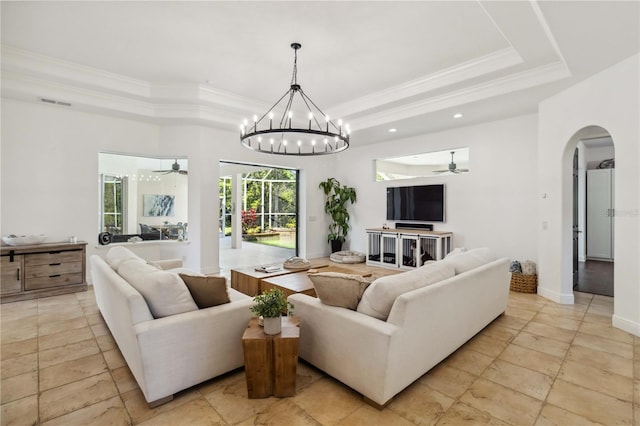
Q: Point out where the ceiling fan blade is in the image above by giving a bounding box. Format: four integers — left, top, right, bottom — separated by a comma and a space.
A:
432, 170, 448, 174
178, 170, 188, 175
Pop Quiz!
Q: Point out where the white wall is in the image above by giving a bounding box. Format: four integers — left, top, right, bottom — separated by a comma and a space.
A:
538, 54, 639, 336
331, 114, 539, 263
1, 98, 158, 249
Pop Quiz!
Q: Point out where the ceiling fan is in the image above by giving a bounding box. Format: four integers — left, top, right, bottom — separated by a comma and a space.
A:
433, 151, 469, 174
153, 159, 187, 175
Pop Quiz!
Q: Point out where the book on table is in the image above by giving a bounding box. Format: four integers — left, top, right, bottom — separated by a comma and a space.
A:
255, 265, 281, 273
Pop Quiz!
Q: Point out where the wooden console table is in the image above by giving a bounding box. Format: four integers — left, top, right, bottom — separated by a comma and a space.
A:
242, 316, 300, 398
1, 241, 87, 303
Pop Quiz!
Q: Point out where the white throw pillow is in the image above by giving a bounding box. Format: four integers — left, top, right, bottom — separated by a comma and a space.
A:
445, 247, 467, 258
118, 259, 198, 318
356, 262, 455, 321
105, 246, 145, 270
440, 247, 496, 274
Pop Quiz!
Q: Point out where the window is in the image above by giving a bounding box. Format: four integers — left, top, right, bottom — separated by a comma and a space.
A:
100, 174, 126, 235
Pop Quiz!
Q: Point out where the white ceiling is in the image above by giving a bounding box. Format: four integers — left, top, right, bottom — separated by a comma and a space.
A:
1, 1, 638, 147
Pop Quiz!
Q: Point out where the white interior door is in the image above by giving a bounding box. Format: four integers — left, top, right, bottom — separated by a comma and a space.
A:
586, 169, 613, 259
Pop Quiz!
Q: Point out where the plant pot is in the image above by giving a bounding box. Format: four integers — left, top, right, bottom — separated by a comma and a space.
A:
263, 316, 282, 335
330, 240, 343, 253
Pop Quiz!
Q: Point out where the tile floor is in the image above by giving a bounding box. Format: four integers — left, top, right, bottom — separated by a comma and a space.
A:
1, 286, 638, 425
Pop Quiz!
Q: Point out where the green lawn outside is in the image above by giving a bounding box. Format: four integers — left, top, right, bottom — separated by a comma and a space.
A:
254, 239, 296, 250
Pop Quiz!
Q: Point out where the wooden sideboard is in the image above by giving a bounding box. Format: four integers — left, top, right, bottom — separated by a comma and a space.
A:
1, 241, 87, 303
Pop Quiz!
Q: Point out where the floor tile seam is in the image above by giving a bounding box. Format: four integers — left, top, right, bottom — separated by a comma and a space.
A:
569, 340, 635, 363
505, 299, 575, 426
89, 316, 134, 426
476, 344, 556, 405
387, 380, 453, 425
575, 328, 633, 346
532, 297, 605, 425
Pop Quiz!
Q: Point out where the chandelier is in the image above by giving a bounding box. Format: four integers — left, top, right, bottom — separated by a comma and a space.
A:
240, 43, 350, 156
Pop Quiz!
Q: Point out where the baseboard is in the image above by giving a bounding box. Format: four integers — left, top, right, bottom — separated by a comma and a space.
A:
537, 286, 575, 305
612, 314, 640, 337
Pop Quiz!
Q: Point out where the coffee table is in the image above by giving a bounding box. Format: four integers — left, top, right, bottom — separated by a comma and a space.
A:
260, 266, 373, 298
231, 260, 329, 296
242, 316, 300, 398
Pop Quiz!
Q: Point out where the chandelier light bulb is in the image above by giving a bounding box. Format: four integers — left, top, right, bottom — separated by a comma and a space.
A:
297, 140, 302, 146
243, 118, 248, 126
269, 112, 274, 120
283, 140, 288, 146
270, 138, 274, 144
311, 139, 316, 145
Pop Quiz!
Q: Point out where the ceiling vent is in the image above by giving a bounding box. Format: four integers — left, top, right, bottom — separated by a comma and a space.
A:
39, 97, 72, 107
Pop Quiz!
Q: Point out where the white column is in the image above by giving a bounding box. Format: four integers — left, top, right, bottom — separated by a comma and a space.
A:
231, 173, 243, 249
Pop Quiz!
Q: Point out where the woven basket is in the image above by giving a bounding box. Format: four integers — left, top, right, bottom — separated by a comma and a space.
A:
510, 273, 537, 293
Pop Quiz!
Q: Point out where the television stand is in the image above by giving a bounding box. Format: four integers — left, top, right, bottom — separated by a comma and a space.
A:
365, 228, 452, 270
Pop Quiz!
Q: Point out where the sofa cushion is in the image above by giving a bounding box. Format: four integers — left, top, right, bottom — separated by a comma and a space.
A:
118, 259, 198, 318
357, 262, 455, 320
105, 246, 145, 270
179, 274, 230, 309
308, 272, 371, 310
439, 247, 496, 274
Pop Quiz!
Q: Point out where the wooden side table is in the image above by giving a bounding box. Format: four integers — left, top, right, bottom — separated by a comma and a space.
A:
242, 316, 300, 398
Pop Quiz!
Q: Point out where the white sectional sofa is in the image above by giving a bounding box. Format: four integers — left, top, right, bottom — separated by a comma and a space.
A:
288, 247, 510, 407
90, 247, 253, 406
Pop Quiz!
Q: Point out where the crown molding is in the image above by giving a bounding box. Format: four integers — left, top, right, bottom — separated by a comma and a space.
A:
349, 61, 571, 130
1, 40, 569, 134
1, 45, 151, 98
330, 47, 522, 119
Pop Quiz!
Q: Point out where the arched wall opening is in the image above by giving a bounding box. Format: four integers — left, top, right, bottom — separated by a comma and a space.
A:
561, 126, 615, 299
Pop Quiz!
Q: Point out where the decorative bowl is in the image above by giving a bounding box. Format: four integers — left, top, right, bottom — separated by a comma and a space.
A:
2, 234, 47, 246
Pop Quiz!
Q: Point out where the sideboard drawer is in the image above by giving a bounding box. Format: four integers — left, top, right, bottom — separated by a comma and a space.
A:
25, 250, 83, 266
25, 272, 84, 291
25, 261, 83, 279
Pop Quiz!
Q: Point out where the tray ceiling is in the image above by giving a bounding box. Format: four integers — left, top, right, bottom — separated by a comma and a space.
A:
1, 1, 638, 146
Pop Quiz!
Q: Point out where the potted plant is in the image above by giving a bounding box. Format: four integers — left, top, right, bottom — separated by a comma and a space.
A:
250, 288, 294, 335
319, 177, 357, 253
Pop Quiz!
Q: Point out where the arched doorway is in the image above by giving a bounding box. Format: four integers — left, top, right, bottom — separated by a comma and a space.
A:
562, 125, 615, 299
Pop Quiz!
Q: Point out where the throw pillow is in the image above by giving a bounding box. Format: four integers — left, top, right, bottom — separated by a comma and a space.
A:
179, 274, 230, 309
445, 247, 467, 258
357, 262, 455, 321
439, 247, 497, 275
105, 246, 145, 270
308, 272, 371, 310
118, 260, 198, 318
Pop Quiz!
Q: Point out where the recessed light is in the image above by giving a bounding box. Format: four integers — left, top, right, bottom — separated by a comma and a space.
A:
388, 128, 397, 132
453, 113, 463, 119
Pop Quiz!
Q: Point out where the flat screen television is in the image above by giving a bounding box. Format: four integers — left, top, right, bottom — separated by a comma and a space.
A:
386, 184, 445, 222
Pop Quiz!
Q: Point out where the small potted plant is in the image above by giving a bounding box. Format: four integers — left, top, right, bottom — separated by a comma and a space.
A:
250, 288, 294, 335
